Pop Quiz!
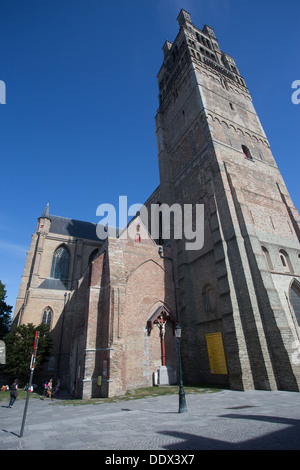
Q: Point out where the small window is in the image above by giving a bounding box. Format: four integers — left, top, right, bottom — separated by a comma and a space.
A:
135, 234, 141, 242
42, 307, 52, 326
242, 145, 253, 160
280, 254, 287, 267
229, 103, 234, 110
279, 249, 292, 273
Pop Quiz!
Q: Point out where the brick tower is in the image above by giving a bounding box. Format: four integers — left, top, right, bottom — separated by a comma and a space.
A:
155, 10, 300, 391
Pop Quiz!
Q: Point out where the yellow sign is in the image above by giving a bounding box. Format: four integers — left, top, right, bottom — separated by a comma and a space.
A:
206, 332, 228, 375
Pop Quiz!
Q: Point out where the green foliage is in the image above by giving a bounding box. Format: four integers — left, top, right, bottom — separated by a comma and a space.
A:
2, 323, 52, 384
0, 281, 12, 338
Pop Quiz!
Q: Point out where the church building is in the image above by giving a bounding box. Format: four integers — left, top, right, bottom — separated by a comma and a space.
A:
13, 10, 300, 397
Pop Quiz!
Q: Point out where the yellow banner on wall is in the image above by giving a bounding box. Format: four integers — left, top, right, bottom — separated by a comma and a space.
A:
206, 332, 228, 375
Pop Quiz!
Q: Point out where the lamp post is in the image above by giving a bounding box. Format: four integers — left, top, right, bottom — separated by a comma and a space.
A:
159, 246, 187, 413
175, 324, 188, 413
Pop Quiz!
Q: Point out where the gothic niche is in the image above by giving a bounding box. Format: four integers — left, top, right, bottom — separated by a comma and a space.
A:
147, 306, 177, 386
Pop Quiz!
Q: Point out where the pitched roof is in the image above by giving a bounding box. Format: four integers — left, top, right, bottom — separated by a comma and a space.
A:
48, 214, 101, 241
39, 203, 119, 242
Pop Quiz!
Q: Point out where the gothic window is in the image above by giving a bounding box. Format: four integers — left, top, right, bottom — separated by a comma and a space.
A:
42, 306, 52, 326
242, 145, 253, 160
262, 246, 273, 271
50, 245, 70, 280
290, 280, 300, 326
202, 284, 216, 313
135, 234, 141, 242
279, 249, 293, 273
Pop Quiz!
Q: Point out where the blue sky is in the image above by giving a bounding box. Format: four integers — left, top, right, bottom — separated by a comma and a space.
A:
0, 0, 299, 311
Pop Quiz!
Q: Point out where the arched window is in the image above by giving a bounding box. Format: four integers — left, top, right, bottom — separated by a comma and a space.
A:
290, 280, 300, 326
50, 245, 70, 280
279, 249, 292, 273
202, 284, 216, 313
42, 306, 52, 326
241, 145, 253, 160
262, 246, 273, 271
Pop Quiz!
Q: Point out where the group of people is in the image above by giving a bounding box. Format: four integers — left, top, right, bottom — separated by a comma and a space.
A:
5, 376, 61, 408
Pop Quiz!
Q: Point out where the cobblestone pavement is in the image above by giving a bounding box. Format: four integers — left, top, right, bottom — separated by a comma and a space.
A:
1, 389, 300, 451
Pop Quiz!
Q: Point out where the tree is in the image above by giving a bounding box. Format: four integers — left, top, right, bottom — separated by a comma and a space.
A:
0, 281, 12, 338
2, 323, 52, 384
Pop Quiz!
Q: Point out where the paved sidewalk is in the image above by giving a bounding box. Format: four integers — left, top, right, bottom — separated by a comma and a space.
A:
1, 389, 300, 450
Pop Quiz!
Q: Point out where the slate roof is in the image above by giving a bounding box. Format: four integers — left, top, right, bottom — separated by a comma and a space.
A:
39, 203, 119, 242
49, 214, 101, 241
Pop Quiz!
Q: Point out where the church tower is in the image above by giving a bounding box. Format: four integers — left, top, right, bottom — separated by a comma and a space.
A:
155, 10, 300, 391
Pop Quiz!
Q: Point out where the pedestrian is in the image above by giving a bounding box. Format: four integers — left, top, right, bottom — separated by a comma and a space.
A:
43, 378, 53, 400
8, 379, 19, 408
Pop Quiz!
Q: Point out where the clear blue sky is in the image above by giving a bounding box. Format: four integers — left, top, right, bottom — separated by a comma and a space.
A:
0, 0, 299, 311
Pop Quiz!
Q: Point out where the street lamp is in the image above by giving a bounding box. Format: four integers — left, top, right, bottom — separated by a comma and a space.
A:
159, 246, 187, 413
175, 323, 188, 413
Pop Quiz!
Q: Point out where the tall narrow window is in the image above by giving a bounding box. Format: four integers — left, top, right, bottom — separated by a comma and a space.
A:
42, 306, 52, 326
50, 245, 70, 280
241, 145, 253, 160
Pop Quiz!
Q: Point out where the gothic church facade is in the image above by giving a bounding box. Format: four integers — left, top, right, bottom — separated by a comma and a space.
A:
13, 10, 300, 397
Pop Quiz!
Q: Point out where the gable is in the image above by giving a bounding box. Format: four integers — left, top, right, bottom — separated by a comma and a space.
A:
118, 215, 156, 246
